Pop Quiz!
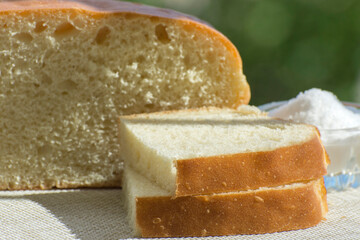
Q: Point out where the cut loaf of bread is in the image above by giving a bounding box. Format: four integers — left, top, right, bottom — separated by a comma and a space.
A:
0, 0, 250, 189
123, 166, 328, 238
119, 106, 329, 197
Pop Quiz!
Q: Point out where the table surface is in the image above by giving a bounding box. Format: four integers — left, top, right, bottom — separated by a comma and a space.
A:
0, 187, 359, 240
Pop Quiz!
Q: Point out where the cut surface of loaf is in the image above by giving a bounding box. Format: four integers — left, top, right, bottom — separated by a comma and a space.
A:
0, 0, 249, 190
123, 166, 328, 238
119, 106, 329, 196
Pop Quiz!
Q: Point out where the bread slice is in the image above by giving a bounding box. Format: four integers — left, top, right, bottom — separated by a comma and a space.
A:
119, 106, 329, 197
123, 166, 328, 238
0, 0, 250, 190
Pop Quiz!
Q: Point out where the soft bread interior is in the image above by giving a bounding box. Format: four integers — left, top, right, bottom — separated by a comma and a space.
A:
0, 2, 247, 189
119, 107, 318, 194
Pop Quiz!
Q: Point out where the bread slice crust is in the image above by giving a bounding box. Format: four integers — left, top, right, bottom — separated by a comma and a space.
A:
176, 135, 329, 196
135, 178, 327, 238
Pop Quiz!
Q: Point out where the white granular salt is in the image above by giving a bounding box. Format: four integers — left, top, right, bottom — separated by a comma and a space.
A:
268, 89, 360, 176
269, 88, 360, 130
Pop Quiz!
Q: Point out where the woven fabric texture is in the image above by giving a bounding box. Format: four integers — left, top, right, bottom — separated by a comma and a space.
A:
0, 187, 359, 240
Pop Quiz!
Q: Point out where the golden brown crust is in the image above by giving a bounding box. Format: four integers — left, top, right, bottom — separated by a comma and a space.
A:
136, 178, 327, 238
0, 0, 249, 105
318, 177, 328, 215
176, 134, 328, 196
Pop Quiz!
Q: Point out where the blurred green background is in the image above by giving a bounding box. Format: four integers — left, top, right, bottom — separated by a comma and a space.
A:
127, 0, 360, 105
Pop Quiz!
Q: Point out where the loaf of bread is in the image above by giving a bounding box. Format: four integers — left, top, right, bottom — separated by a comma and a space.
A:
119, 106, 329, 196
123, 166, 328, 238
0, 0, 250, 189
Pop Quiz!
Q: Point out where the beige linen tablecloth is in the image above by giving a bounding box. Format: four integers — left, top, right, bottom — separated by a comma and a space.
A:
0, 187, 359, 240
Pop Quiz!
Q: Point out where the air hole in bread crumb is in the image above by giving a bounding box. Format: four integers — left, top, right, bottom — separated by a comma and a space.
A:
58, 79, 78, 92
41, 74, 53, 85
184, 55, 191, 69
136, 55, 145, 64
207, 52, 216, 64
144, 33, 149, 41
14, 32, 33, 43
141, 72, 149, 79
36, 90, 46, 97
102, 119, 113, 131
144, 103, 155, 110
157, 55, 162, 64
34, 21, 47, 33
218, 65, 224, 73
155, 24, 171, 44
95, 26, 111, 44
54, 22, 78, 39
37, 144, 52, 156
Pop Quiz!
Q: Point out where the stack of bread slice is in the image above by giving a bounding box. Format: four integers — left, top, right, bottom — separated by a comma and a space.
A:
119, 106, 329, 238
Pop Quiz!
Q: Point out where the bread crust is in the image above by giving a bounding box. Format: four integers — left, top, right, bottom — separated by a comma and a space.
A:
176, 134, 328, 196
0, 0, 250, 105
135, 178, 327, 238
